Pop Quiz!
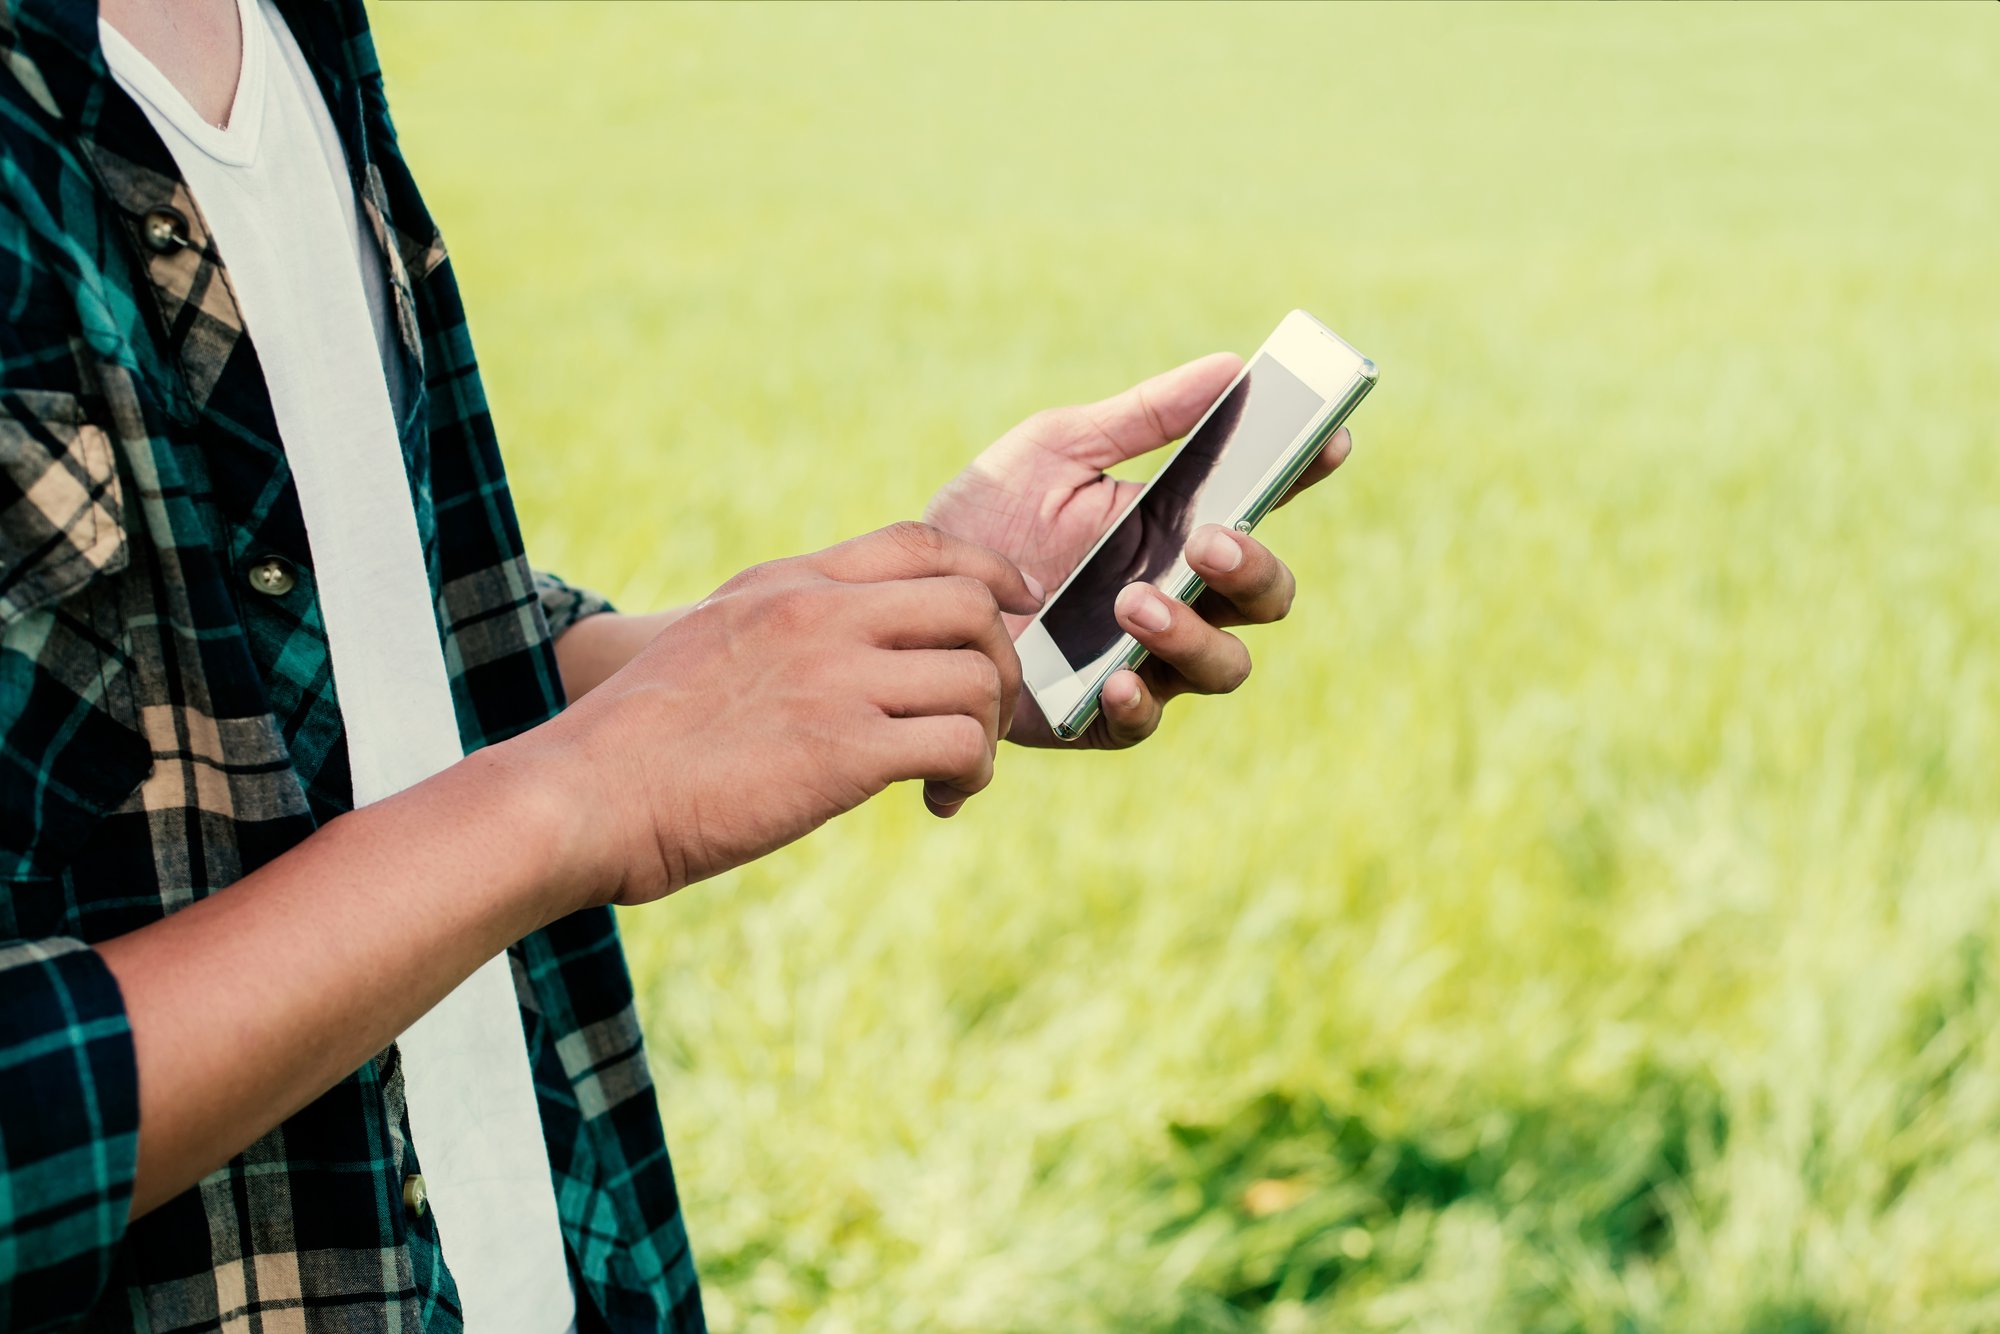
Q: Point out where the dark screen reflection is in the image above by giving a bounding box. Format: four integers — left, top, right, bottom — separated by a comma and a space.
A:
1042, 356, 1325, 667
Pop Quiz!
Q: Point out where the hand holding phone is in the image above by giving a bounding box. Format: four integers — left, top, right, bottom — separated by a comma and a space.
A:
1015, 310, 1377, 741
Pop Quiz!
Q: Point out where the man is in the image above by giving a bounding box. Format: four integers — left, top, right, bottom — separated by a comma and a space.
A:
0, 0, 1352, 1330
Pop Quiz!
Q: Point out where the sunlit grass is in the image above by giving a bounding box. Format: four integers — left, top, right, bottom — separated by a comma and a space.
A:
374, 4, 2000, 1329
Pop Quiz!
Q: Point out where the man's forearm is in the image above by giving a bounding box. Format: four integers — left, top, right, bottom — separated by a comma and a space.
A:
97, 732, 602, 1217
552, 608, 692, 702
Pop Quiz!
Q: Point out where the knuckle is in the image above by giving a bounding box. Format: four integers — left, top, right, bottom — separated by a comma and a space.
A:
885, 519, 947, 559
1109, 700, 1161, 746
940, 708, 988, 760
968, 652, 1004, 708
717, 560, 775, 596
944, 715, 991, 770
1219, 648, 1254, 694
948, 574, 1000, 617
1116, 718, 1157, 748
1023, 405, 1083, 441
1269, 566, 1298, 620
996, 642, 1022, 688
764, 582, 824, 633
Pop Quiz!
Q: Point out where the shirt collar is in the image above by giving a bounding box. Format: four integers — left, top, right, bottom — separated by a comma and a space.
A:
5, 0, 350, 136
4, 0, 106, 128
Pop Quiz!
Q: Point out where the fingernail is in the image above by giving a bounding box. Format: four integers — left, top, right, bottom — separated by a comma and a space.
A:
1023, 571, 1046, 606
1191, 527, 1242, 573
1122, 586, 1172, 633
1108, 674, 1141, 709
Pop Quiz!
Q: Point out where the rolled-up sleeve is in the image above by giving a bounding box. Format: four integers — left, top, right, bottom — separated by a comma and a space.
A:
532, 568, 615, 641
0, 937, 139, 1332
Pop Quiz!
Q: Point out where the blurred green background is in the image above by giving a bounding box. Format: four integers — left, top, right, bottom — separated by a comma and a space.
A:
374, 4, 1998, 1330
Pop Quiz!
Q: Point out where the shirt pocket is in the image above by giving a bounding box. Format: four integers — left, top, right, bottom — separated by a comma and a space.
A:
0, 387, 150, 889
0, 389, 128, 621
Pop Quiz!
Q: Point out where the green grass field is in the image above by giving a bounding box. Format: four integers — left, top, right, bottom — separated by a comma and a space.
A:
372, 6, 2000, 1330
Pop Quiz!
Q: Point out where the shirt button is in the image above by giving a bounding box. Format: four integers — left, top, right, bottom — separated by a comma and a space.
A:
402, 1173, 428, 1218
141, 206, 190, 254
245, 556, 297, 597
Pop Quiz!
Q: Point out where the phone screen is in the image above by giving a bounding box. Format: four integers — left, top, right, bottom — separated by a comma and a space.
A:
1040, 354, 1327, 669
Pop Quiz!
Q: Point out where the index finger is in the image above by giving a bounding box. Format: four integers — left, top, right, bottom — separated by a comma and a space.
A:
812, 521, 1046, 617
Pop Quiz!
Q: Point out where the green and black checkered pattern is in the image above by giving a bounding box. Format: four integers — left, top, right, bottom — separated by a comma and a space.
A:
0, 1, 701, 1329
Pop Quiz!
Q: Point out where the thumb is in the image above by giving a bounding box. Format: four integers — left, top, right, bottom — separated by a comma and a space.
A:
1067, 351, 1244, 468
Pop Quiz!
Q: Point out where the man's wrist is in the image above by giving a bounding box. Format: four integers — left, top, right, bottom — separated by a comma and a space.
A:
449, 732, 617, 928
551, 607, 692, 702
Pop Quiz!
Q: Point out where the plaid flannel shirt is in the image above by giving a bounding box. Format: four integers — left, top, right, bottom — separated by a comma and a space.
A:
0, 1, 702, 1329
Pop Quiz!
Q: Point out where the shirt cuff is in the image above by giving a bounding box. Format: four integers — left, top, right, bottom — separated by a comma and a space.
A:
0, 936, 140, 1330
532, 569, 616, 641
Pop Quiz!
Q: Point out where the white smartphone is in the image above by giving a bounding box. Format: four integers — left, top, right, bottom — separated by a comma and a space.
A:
1016, 310, 1377, 741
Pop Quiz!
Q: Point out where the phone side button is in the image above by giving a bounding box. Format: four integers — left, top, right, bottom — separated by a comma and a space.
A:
1233, 519, 1254, 533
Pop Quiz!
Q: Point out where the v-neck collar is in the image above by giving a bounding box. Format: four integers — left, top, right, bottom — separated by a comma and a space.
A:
99, 0, 268, 168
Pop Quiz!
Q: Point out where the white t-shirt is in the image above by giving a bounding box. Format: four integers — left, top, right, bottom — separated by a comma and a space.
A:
100, 2, 573, 1329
